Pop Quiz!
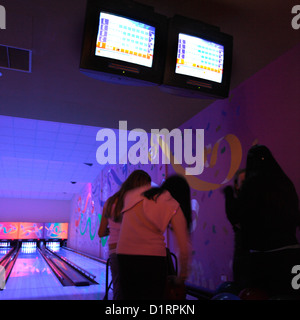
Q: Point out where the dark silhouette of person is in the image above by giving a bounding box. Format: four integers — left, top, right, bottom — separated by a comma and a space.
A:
223, 169, 249, 289
237, 145, 300, 298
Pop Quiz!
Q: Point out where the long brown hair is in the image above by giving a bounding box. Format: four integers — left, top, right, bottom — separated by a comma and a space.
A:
105, 170, 151, 222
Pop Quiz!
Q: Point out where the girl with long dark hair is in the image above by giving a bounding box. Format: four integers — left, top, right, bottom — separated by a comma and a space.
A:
116, 174, 192, 300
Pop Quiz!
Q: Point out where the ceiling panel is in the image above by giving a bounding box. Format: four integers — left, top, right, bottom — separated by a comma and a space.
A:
0, 0, 299, 201
0, 115, 106, 200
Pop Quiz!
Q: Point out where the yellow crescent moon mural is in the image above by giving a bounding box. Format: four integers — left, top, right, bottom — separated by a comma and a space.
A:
152, 133, 242, 191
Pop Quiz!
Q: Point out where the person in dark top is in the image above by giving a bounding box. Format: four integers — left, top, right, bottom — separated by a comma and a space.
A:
237, 145, 300, 297
223, 168, 249, 289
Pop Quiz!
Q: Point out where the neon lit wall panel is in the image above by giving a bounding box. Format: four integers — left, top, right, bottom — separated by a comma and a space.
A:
19, 222, 44, 239
0, 222, 20, 239
44, 223, 68, 239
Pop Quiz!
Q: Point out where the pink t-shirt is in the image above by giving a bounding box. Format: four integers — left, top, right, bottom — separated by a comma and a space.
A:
116, 185, 180, 257
107, 218, 120, 247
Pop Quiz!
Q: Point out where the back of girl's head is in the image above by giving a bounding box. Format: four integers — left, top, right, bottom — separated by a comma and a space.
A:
246, 145, 283, 179
144, 174, 192, 232
108, 170, 151, 222
120, 170, 151, 192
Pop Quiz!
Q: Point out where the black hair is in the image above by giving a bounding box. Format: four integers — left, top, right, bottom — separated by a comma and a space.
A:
143, 174, 192, 232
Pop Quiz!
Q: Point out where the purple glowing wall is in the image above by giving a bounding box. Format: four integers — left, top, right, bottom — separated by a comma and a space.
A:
167, 43, 300, 290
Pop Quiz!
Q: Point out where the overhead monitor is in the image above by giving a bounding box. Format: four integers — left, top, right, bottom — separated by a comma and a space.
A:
80, 0, 167, 85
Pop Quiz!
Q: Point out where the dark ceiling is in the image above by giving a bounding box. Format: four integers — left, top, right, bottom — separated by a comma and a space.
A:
0, 0, 299, 131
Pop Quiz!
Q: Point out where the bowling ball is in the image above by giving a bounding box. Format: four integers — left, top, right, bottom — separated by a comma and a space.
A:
215, 281, 241, 295
211, 293, 241, 300
239, 287, 269, 300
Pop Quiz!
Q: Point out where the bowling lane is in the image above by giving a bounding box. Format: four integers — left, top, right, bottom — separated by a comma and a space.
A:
0, 247, 62, 299
0, 246, 112, 299
55, 247, 109, 285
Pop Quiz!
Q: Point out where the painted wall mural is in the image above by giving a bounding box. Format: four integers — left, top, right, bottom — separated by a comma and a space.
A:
44, 223, 68, 239
0, 222, 19, 239
19, 222, 44, 239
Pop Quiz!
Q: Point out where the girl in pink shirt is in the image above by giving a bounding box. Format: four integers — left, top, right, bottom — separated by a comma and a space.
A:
117, 175, 192, 300
98, 170, 151, 300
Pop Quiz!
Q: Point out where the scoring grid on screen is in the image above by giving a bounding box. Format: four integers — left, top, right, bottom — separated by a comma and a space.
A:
176, 33, 224, 83
95, 12, 155, 68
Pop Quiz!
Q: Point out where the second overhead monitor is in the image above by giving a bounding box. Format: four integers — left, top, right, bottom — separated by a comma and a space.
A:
162, 15, 233, 99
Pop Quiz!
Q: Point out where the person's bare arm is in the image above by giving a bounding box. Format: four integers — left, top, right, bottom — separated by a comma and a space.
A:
98, 201, 110, 238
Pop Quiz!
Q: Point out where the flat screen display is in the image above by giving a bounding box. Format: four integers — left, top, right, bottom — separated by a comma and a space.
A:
175, 33, 224, 83
95, 12, 155, 68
